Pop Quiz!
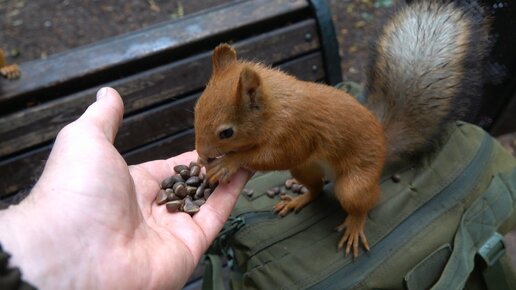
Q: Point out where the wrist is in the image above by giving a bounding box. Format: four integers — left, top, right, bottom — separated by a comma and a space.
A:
0, 195, 89, 289
0, 201, 32, 269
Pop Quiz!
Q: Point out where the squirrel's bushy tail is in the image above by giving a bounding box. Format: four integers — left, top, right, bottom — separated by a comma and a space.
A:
366, 0, 490, 160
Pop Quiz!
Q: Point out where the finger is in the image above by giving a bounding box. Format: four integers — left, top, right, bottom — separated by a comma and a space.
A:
193, 169, 251, 243
78, 87, 124, 143
38, 88, 125, 189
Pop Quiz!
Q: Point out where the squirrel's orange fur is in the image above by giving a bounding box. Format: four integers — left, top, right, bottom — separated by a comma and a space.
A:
195, 44, 385, 256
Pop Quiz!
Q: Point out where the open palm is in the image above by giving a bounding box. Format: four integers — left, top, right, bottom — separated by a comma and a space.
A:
0, 88, 249, 290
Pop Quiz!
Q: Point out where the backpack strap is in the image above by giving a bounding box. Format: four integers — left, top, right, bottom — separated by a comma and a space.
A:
202, 254, 226, 290
431, 169, 516, 290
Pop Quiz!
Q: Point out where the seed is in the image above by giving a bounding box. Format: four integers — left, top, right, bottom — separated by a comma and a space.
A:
185, 176, 202, 187
190, 165, 201, 177
300, 187, 309, 194
266, 189, 276, 198
173, 164, 189, 174
166, 200, 183, 212
172, 181, 185, 191
204, 188, 212, 199
183, 197, 200, 215
161, 175, 183, 189
195, 183, 206, 199
180, 169, 190, 180
285, 179, 296, 189
391, 174, 401, 183
155, 189, 169, 205
166, 188, 181, 201
292, 184, 303, 193
189, 161, 199, 169
156, 163, 216, 216
272, 187, 281, 195
161, 177, 174, 189
243, 188, 254, 197
186, 186, 197, 196
173, 182, 188, 198
194, 198, 206, 206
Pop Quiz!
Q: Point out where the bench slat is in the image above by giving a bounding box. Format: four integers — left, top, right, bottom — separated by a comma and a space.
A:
125, 129, 196, 166
115, 95, 197, 153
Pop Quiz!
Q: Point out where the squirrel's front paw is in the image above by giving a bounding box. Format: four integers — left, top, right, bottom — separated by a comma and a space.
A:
206, 157, 240, 184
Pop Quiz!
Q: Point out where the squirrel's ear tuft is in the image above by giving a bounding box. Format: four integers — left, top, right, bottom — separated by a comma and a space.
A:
238, 66, 262, 109
212, 43, 237, 73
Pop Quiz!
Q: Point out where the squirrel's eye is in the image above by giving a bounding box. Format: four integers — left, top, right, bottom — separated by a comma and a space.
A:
218, 128, 234, 139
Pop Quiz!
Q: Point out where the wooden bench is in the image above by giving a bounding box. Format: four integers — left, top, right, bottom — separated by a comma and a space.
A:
0, 0, 342, 201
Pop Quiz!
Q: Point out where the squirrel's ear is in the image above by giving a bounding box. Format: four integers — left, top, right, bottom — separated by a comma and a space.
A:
212, 43, 237, 73
238, 66, 262, 109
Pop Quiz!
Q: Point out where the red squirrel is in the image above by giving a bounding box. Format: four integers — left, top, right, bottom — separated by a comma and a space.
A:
194, 0, 489, 257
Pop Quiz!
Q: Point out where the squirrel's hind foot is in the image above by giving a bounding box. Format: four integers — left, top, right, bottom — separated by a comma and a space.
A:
336, 214, 370, 258
273, 192, 317, 216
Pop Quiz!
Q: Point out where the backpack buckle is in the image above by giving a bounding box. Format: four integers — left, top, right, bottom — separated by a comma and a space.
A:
478, 232, 505, 267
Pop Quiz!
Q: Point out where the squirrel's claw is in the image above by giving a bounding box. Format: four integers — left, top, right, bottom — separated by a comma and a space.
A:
205, 156, 239, 184
336, 216, 369, 258
273, 195, 294, 216
273, 193, 313, 216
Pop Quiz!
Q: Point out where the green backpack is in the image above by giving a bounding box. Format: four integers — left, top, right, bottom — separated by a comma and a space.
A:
203, 123, 516, 289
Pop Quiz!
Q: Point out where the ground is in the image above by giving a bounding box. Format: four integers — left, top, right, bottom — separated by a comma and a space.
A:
0, 0, 399, 85
1, 0, 516, 276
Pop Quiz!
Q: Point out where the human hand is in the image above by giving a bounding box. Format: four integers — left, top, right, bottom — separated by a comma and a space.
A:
0, 87, 250, 290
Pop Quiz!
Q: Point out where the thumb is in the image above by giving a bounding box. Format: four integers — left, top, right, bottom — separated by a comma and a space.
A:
79, 87, 124, 143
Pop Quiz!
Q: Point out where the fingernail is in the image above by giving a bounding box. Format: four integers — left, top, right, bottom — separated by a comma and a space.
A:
96, 87, 108, 100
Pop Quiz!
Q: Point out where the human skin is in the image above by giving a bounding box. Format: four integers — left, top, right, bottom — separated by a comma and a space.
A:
0, 87, 250, 290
